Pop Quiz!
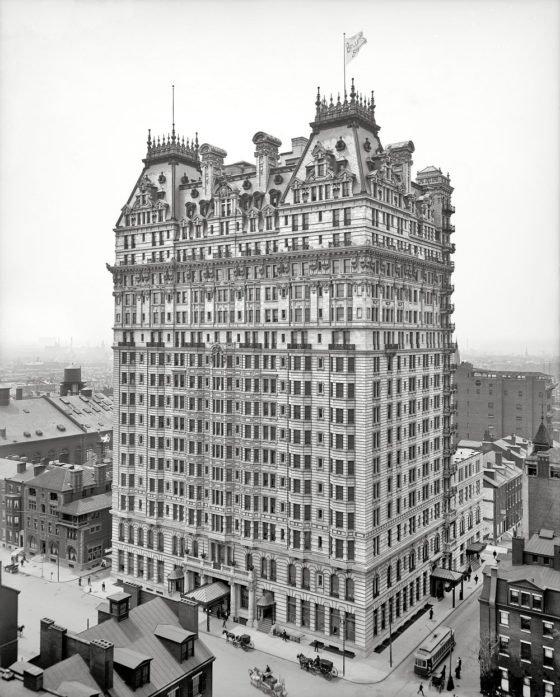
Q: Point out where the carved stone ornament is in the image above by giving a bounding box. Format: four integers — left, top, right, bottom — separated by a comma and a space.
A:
321, 259, 331, 271
191, 188, 199, 198
310, 258, 319, 273
181, 173, 189, 184
242, 179, 252, 190
158, 172, 166, 184
274, 174, 284, 185
364, 138, 372, 152
335, 138, 346, 152
277, 261, 288, 275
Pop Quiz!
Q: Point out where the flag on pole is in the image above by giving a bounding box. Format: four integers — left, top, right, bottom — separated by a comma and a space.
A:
345, 31, 367, 64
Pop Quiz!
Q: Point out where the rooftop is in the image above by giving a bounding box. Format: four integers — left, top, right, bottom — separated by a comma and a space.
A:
6, 655, 101, 697
60, 491, 112, 515
525, 530, 560, 557
0, 393, 112, 446
78, 597, 213, 697
482, 557, 560, 592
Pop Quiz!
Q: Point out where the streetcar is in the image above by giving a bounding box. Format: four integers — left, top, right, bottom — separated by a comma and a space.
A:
413, 625, 455, 676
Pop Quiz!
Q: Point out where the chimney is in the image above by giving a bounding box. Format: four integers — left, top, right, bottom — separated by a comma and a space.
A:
199, 144, 227, 199
177, 598, 199, 633
23, 665, 44, 692
495, 452, 502, 467
290, 137, 308, 157
81, 387, 93, 398
511, 433, 516, 445
554, 544, 560, 572
17, 461, 27, 474
0, 386, 10, 406
252, 131, 282, 190
15, 387, 23, 400
68, 465, 83, 492
89, 639, 114, 691
512, 536, 525, 565
33, 463, 47, 477
121, 582, 141, 609
94, 463, 108, 488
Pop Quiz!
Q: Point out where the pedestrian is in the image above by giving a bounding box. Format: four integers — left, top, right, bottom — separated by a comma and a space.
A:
78, 577, 81, 586
313, 640, 319, 653
457, 657, 462, 670
222, 612, 228, 629
455, 664, 461, 680
474, 574, 479, 585
102, 582, 106, 592
282, 629, 288, 642
88, 576, 91, 586
429, 607, 434, 620
417, 684, 425, 695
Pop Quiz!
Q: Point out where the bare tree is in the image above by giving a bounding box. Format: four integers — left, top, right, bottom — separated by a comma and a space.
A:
477, 633, 501, 696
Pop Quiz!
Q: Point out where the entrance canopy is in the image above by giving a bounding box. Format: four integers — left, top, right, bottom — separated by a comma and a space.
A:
256, 591, 275, 608
466, 541, 487, 554
184, 581, 229, 607
431, 568, 463, 584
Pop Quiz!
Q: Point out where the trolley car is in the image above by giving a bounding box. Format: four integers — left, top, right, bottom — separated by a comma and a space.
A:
413, 625, 455, 677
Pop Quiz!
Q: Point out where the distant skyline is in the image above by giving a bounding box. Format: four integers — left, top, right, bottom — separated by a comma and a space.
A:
0, 0, 558, 357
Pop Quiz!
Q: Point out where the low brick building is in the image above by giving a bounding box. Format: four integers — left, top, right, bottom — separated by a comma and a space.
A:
24, 460, 112, 571
479, 533, 560, 696
482, 450, 524, 544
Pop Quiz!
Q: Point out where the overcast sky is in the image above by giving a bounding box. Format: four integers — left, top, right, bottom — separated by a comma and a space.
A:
0, 0, 558, 358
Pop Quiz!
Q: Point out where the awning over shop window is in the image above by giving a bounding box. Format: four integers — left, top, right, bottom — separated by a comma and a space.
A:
431, 567, 464, 583
168, 567, 185, 580
256, 591, 275, 608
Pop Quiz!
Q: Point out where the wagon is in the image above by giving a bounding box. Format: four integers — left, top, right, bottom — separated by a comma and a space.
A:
248, 667, 287, 696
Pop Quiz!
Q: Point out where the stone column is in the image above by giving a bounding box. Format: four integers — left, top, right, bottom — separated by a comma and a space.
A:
230, 582, 238, 619
248, 581, 256, 627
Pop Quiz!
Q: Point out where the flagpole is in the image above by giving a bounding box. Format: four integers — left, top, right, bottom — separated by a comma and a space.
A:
343, 33, 346, 97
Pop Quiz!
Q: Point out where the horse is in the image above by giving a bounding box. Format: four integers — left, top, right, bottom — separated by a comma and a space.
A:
222, 630, 236, 643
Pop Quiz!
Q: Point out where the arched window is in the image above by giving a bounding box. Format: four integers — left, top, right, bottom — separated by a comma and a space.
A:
345, 578, 355, 602
302, 567, 310, 590
147, 529, 154, 549
28, 535, 37, 551
192, 540, 199, 557
157, 532, 164, 552
246, 553, 253, 571
460, 517, 465, 535
396, 559, 402, 581
269, 559, 277, 581
179, 538, 185, 556
330, 574, 339, 597
67, 546, 77, 561
128, 525, 134, 543
172, 535, 178, 555
287, 563, 296, 586
261, 557, 268, 579
118, 522, 124, 542
387, 565, 392, 588
372, 573, 380, 598
137, 527, 144, 547
434, 533, 440, 553
49, 541, 58, 556
423, 540, 429, 562
476, 507, 481, 524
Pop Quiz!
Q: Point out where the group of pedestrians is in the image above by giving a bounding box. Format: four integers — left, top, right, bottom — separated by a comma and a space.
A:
418, 657, 461, 695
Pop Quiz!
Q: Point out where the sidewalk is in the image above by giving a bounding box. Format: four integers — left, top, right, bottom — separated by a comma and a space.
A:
0, 546, 115, 593
198, 561, 488, 685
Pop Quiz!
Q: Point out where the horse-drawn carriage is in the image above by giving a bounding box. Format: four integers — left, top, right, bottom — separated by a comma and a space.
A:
431, 671, 446, 692
296, 653, 338, 680
222, 630, 254, 650
248, 666, 287, 696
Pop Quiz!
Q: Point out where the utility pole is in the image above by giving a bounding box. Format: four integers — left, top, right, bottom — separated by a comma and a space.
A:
388, 605, 393, 668
342, 615, 346, 677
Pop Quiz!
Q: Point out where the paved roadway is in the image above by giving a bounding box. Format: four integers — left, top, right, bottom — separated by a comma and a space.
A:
2, 547, 484, 697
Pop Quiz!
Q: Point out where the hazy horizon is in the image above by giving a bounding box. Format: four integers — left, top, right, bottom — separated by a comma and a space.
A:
1, 0, 558, 358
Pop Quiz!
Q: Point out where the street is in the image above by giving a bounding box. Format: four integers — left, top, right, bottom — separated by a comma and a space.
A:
2, 555, 484, 697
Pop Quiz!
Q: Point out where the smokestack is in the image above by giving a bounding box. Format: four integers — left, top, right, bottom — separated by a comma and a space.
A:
0, 386, 10, 406
15, 387, 23, 400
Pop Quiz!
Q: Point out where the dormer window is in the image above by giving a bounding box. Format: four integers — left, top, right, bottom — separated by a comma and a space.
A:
293, 189, 300, 204
317, 162, 325, 177
137, 662, 150, 687
181, 637, 195, 660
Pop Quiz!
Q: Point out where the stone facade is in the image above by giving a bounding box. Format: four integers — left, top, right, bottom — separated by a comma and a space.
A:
109, 84, 457, 655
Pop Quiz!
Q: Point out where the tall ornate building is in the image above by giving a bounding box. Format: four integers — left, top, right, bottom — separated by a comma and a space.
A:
108, 82, 457, 655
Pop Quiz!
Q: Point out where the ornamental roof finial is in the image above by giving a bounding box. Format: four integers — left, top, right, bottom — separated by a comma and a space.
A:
350, 78, 356, 103
315, 86, 321, 113
147, 128, 152, 151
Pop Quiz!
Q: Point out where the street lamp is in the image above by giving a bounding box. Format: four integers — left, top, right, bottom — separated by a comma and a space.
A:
447, 644, 454, 691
